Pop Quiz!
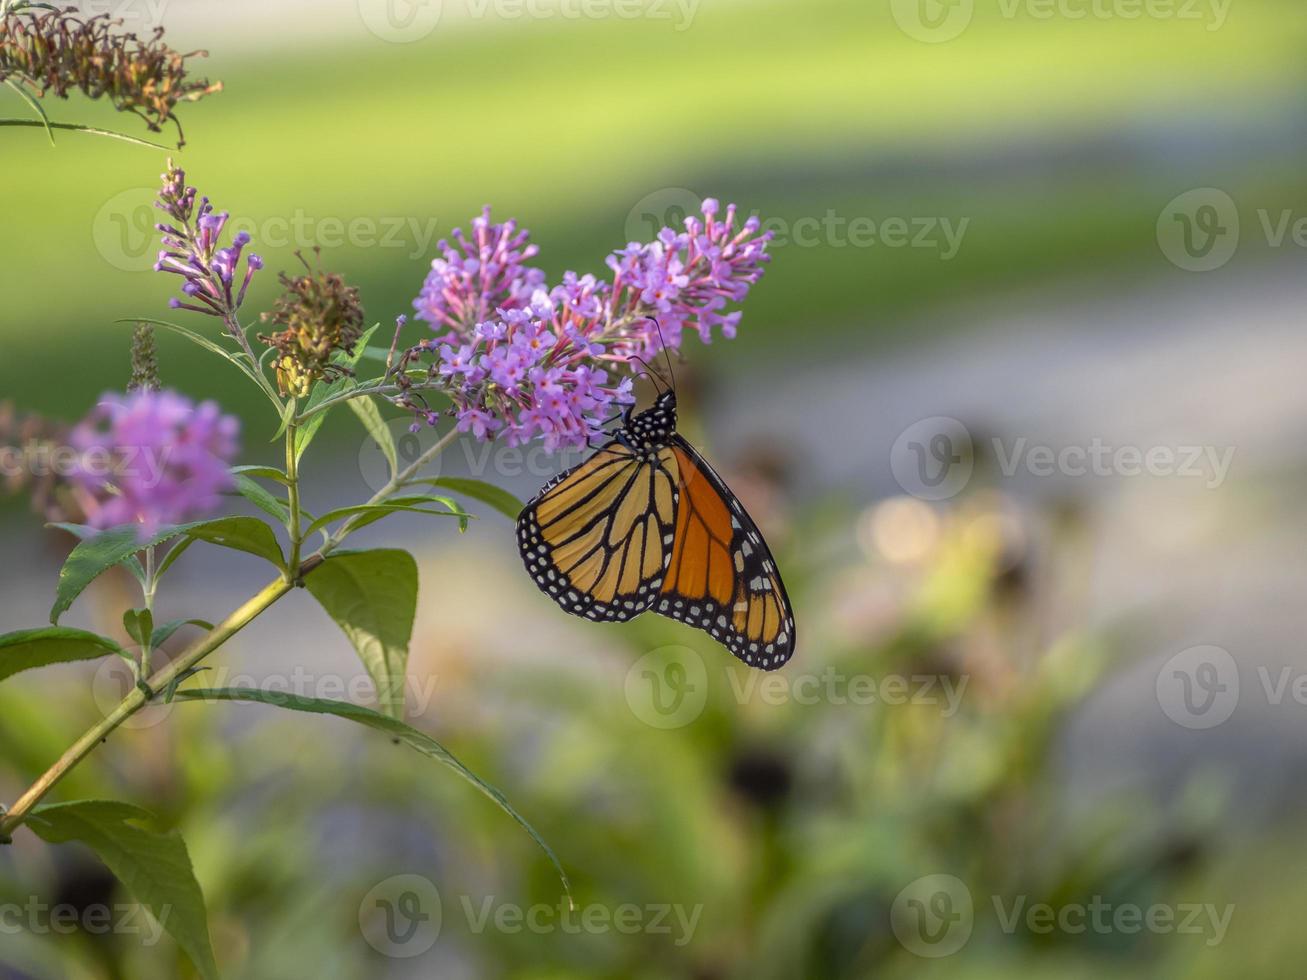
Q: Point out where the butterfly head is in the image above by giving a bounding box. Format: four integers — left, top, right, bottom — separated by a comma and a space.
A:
619, 390, 678, 455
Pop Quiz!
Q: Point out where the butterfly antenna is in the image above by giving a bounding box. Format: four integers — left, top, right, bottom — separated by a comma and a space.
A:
629, 354, 668, 395
647, 318, 677, 395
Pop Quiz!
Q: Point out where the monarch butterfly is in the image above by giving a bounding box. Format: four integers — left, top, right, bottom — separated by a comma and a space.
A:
516, 378, 795, 671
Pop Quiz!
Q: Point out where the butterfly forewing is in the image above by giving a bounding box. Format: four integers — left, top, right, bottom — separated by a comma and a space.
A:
517, 442, 681, 622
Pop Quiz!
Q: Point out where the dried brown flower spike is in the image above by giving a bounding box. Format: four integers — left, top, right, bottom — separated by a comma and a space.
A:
260, 251, 367, 398
0, 6, 222, 144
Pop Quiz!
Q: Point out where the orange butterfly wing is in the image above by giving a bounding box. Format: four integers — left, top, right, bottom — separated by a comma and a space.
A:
517, 442, 681, 622
517, 435, 794, 670
654, 436, 795, 670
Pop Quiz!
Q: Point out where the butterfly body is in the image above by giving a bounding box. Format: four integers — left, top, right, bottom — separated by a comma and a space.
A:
517, 390, 795, 670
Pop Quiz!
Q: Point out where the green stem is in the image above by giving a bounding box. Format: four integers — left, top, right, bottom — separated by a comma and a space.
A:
285, 413, 303, 577
293, 377, 437, 424
0, 422, 463, 841
0, 574, 294, 840
138, 546, 157, 682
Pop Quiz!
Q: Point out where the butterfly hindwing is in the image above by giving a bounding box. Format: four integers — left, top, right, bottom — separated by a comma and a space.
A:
517, 442, 681, 622
652, 436, 795, 671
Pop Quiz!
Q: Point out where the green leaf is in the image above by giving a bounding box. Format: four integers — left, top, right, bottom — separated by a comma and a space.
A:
293, 325, 380, 464
0, 119, 170, 149
125, 318, 265, 391
48, 522, 147, 583
302, 550, 416, 718
347, 396, 398, 477
150, 619, 214, 649
304, 498, 468, 537
230, 465, 291, 486
293, 378, 352, 463
229, 474, 291, 525
5, 79, 55, 146
183, 517, 286, 571
122, 609, 153, 648
416, 477, 524, 521
50, 523, 204, 624
154, 537, 194, 579
0, 628, 127, 684
25, 801, 218, 980
175, 689, 571, 899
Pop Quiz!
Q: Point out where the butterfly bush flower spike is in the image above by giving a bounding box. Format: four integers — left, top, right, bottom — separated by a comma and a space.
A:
154, 160, 262, 330
69, 390, 240, 537
412, 206, 546, 335
397, 200, 772, 451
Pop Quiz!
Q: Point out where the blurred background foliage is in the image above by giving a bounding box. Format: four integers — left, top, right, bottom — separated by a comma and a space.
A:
3, 0, 1307, 976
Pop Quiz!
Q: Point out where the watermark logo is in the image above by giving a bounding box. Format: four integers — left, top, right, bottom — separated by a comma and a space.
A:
1157, 188, 1240, 272
359, 874, 442, 957
891, 419, 1237, 500
624, 645, 708, 729
1156, 645, 1239, 729
625, 187, 703, 244
93, 187, 159, 273
93, 657, 175, 730
357, 0, 444, 42
891, 874, 974, 957
890, 417, 974, 501
357, 421, 594, 493
70, 0, 170, 29
625, 191, 969, 258
891, 0, 975, 43
0, 898, 169, 943
94, 188, 441, 271
359, 418, 446, 493
892, 0, 1229, 41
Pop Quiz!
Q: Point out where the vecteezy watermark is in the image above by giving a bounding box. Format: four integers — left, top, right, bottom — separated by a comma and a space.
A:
358, 0, 699, 42
358, 875, 702, 957
359, 874, 443, 958
93, 187, 442, 272
892, 0, 1230, 43
890, 874, 1233, 956
890, 875, 974, 957
0, 898, 170, 943
357, 418, 592, 494
67, 0, 171, 29
1155, 188, 1307, 272
890, 418, 1237, 501
1156, 645, 1240, 729
624, 189, 969, 259
623, 647, 968, 729
1156, 645, 1307, 730
92, 659, 444, 729
725, 667, 969, 714
0, 440, 173, 487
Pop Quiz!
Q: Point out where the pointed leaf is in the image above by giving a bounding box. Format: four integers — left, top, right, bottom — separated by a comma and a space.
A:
183, 517, 285, 571
303, 549, 416, 718
347, 396, 398, 477
417, 477, 524, 521
150, 619, 214, 649
229, 473, 291, 525
51, 523, 206, 624
26, 800, 218, 980
0, 628, 127, 684
175, 689, 570, 899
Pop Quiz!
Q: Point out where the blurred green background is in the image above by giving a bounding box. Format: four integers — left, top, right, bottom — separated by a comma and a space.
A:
4, 0, 1307, 976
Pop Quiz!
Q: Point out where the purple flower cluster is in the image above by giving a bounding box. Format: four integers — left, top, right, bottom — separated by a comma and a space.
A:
401, 200, 773, 450
69, 390, 240, 537
413, 207, 545, 335
153, 160, 262, 325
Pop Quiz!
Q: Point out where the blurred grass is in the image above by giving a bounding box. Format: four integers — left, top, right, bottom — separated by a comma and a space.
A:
2, 0, 1306, 430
